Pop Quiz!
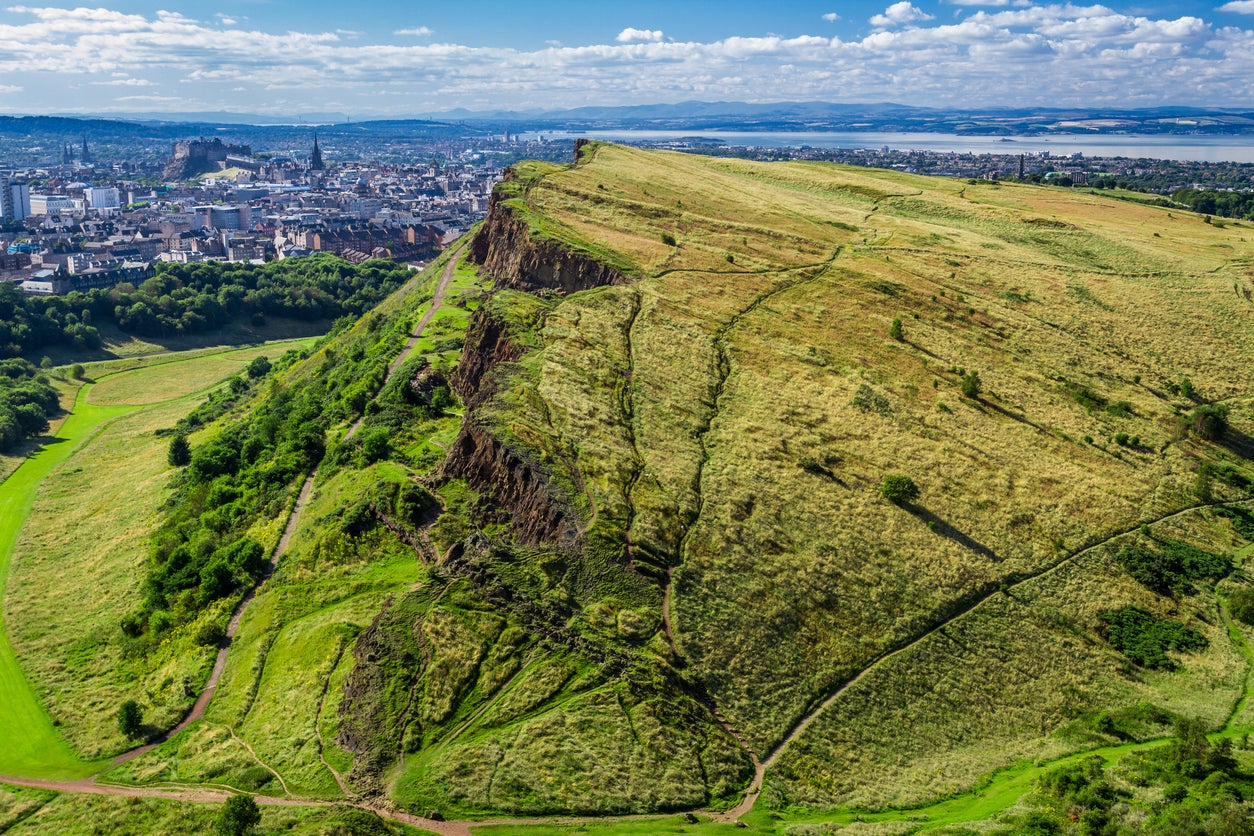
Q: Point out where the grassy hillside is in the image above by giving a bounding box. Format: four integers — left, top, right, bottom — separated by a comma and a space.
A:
428, 143, 1254, 812
41, 142, 1254, 830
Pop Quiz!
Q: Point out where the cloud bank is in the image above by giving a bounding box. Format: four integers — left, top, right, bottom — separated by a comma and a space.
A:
0, 3, 1250, 115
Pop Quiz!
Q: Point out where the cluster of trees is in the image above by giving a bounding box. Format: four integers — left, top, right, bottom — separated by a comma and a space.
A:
1015, 719, 1252, 835
124, 360, 327, 645
1116, 536, 1230, 597
0, 254, 413, 358
1100, 605, 1207, 669
1171, 188, 1254, 221
126, 300, 420, 646
0, 358, 59, 451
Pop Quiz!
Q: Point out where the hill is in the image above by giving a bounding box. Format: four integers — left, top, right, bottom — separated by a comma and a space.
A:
10, 142, 1254, 832
411, 142, 1254, 812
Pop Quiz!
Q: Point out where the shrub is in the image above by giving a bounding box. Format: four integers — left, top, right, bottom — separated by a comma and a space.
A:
216, 795, 261, 836
1189, 404, 1228, 441
167, 434, 191, 467
660, 232, 677, 247
1100, 606, 1207, 669
880, 474, 920, 504
1230, 588, 1254, 626
117, 699, 143, 739
246, 355, 271, 379
960, 369, 982, 399
889, 317, 903, 341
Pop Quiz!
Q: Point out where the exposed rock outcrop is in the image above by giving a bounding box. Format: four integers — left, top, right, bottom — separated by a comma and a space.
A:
441, 420, 576, 546
449, 306, 524, 408
469, 189, 625, 294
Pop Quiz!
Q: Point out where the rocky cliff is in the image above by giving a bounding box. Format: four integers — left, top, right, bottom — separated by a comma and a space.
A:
468, 185, 625, 295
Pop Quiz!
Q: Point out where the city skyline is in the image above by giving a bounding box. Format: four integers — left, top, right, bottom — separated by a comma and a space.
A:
1, 1, 1253, 116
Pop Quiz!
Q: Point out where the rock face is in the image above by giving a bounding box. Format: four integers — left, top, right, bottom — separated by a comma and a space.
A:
442, 419, 577, 545
438, 180, 627, 547
468, 188, 624, 295
448, 305, 524, 409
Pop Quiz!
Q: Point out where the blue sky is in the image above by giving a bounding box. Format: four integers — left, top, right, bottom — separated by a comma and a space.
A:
2, 1, 1254, 116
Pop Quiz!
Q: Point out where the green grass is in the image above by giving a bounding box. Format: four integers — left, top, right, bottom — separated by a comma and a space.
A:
417, 143, 1254, 812
0, 339, 319, 774
0, 782, 432, 835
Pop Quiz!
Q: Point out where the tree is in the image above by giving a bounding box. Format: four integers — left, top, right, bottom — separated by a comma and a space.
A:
881, 474, 920, 504
117, 699, 143, 739
70, 363, 85, 380
246, 355, 271, 379
216, 794, 261, 836
889, 317, 903, 341
961, 369, 982, 399
168, 434, 191, 467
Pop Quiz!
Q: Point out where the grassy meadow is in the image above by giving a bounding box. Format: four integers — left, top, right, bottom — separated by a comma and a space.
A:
6, 143, 1254, 833
0, 339, 318, 770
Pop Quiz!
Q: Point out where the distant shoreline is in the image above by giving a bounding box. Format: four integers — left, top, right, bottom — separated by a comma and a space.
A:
527, 129, 1254, 164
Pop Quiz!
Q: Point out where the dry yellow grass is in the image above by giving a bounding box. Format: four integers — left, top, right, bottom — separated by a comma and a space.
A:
467, 143, 1254, 805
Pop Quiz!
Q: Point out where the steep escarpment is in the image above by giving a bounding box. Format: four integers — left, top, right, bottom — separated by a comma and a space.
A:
469, 185, 626, 294
448, 298, 527, 408
442, 419, 578, 545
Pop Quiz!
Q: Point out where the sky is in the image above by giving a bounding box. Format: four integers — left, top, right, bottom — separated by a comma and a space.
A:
2, 1, 1254, 117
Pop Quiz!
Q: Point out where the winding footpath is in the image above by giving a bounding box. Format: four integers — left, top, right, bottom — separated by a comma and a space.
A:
0, 255, 467, 832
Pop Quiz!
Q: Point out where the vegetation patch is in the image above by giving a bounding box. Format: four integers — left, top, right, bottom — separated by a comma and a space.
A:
1100, 606, 1208, 669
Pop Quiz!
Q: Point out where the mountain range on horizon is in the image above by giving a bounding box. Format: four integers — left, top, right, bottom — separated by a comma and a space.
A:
6, 100, 1253, 135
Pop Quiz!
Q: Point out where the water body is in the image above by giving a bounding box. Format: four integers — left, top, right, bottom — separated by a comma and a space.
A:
531, 129, 1254, 164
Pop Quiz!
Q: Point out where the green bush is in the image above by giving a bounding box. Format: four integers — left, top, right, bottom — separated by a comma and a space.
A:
1189, 404, 1228, 441
960, 369, 982, 398
117, 699, 143, 739
1229, 588, 1254, 626
167, 434, 191, 467
660, 232, 677, 247
880, 474, 920, 504
216, 794, 261, 836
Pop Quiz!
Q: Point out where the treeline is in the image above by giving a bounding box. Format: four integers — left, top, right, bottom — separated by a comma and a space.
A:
0, 358, 59, 451
1169, 187, 1254, 220
0, 254, 414, 358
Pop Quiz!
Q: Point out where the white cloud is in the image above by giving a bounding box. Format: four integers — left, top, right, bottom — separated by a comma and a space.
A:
90, 77, 153, 86
0, 84, 21, 94
822, 12, 840, 22
870, 3, 936, 28
215, 14, 237, 26
616, 27, 664, 43
395, 26, 433, 37
1219, 0, 1254, 12
0, 3, 1251, 115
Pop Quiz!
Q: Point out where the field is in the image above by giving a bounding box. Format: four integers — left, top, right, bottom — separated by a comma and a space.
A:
0, 339, 317, 772
424, 143, 1254, 811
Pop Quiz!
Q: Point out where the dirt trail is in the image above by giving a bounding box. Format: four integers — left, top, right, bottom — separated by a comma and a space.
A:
0, 250, 471, 827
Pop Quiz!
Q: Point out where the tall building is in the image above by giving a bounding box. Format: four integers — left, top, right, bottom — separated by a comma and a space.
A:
80, 134, 92, 164
0, 178, 31, 221
85, 187, 120, 211
61, 143, 72, 166
310, 133, 325, 171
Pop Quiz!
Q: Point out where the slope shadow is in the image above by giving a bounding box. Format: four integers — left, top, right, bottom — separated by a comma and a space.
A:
903, 502, 1003, 562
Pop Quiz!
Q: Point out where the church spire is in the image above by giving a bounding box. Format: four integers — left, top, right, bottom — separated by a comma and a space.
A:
310, 132, 325, 171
